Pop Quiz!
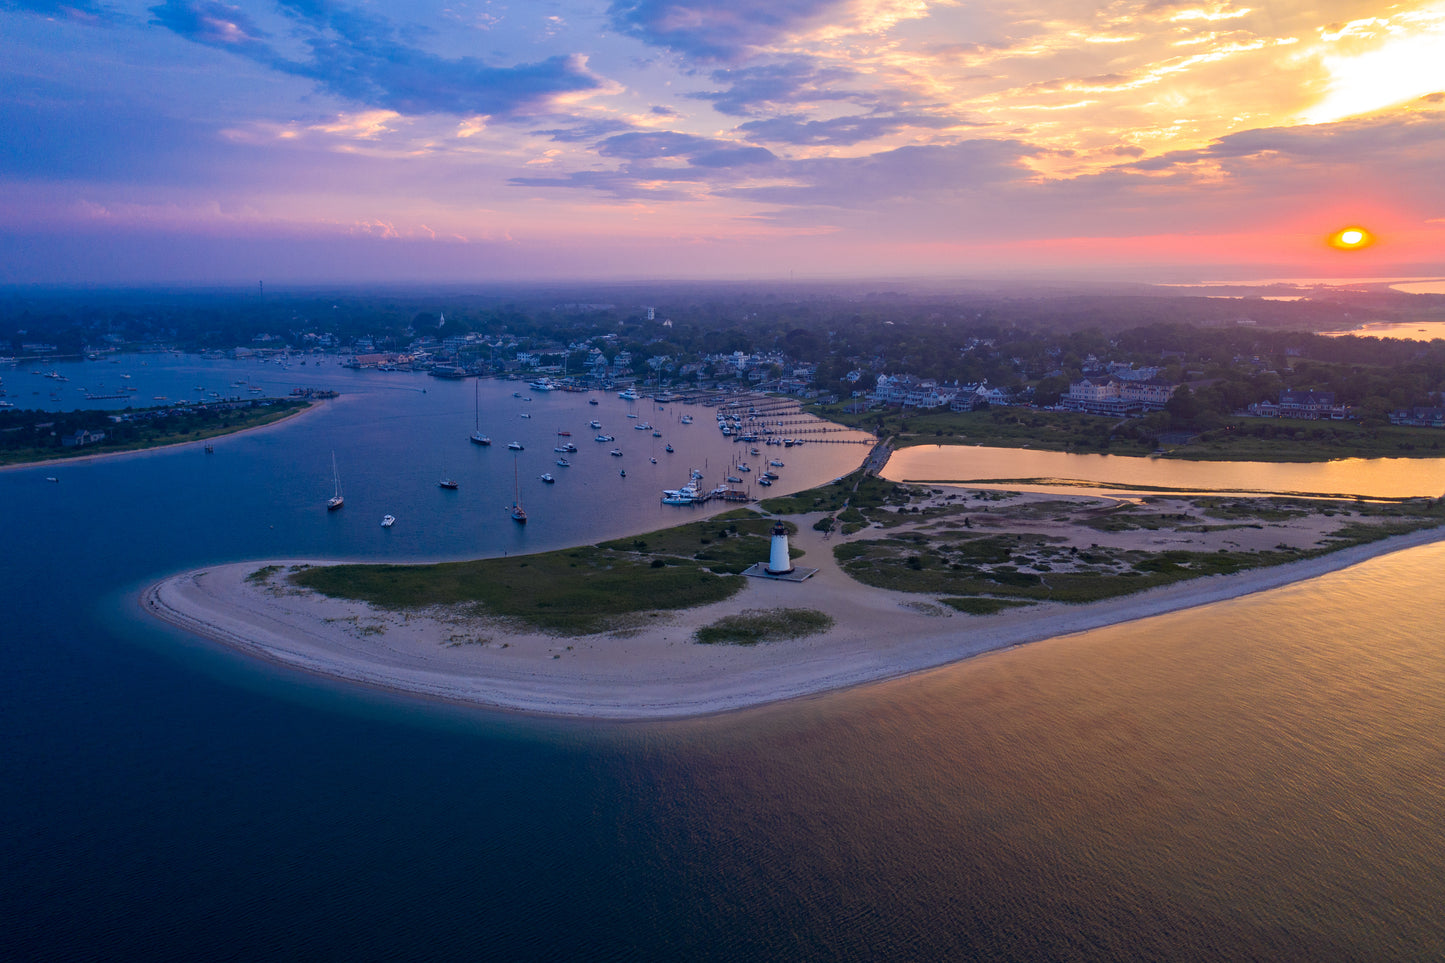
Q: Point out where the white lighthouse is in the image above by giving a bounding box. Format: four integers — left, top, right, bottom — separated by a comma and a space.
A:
767, 520, 794, 575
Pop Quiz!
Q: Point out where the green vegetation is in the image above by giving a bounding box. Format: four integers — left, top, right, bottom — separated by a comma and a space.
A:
814, 404, 1445, 462
695, 608, 835, 645
940, 597, 1036, 616
599, 510, 791, 575
1178, 421, 1445, 462
0, 399, 309, 467
759, 470, 915, 516
291, 546, 744, 635
246, 565, 281, 585
833, 494, 1445, 610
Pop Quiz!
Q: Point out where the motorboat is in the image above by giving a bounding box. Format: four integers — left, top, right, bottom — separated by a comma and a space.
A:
540, 473, 555, 484
610, 448, 624, 457
381, 514, 396, 528
508, 441, 524, 450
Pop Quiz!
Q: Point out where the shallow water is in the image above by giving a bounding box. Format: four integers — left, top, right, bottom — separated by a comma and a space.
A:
885, 444, 1445, 498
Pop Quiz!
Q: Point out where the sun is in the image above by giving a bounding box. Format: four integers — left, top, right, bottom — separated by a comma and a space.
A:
1329, 226, 1374, 250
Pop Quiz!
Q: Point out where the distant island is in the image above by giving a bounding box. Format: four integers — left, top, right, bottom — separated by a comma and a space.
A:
0, 396, 321, 468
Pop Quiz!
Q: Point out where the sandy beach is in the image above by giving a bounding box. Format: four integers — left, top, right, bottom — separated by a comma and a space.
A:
142, 489, 1445, 719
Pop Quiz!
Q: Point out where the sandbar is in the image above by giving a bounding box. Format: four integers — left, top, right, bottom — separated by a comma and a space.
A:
141, 492, 1445, 719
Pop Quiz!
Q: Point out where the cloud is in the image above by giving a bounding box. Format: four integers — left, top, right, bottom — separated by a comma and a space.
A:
738, 111, 974, 146
3, 0, 114, 20
149, 0, 272, 55
596, 130, 778, 165
510, 128, 778, 199
147, 0, 603, 119
726, 138, 1042, 209
689, 59, 861, 117
532, 119, 637, 143
606, 0, 841, 61
1134, 104, 1445, 170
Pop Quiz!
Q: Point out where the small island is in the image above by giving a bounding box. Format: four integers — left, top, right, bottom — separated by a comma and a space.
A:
0, 396, 321, 468
145, 470, 1445, 719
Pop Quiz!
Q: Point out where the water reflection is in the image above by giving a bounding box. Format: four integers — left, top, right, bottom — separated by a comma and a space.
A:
885, 445, 1445, 499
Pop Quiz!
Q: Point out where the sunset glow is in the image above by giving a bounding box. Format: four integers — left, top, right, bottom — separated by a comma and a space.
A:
2, 0, 1443, 283
1331, 226, 1375, 249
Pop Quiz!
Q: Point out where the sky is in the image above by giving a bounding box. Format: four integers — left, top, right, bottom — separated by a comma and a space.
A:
3, 0, 1444, 284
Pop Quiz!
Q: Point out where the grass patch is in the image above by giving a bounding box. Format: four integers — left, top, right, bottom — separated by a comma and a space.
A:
246, 564, 281, 584
599, 513, 786, 574
940, 597, 1037, 615
291, 546, 744, 635
694, 608, 835, 645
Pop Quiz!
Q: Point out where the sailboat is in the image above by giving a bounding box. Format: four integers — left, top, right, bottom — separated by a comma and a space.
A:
327, 452, 344, 510
470, 379, 491, 446
438, 467, 458, 490
510, 459, 527, 523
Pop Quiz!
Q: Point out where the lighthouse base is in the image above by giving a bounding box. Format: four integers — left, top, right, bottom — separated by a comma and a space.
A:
741, 562, 818, 582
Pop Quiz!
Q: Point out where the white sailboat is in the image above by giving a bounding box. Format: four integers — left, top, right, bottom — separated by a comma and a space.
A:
510, 458, 527, 523
470, 379, 491, 446
327, 452, 344, 510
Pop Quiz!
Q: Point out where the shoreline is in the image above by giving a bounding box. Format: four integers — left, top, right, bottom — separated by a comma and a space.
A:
141, 516, 1445, 721
0, 398, 328, 473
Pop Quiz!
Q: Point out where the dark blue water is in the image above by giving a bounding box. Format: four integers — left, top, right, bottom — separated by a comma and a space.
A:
4, 358, 1444, 960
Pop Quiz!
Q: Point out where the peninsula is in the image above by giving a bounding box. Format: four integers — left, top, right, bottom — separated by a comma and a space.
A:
144, 473, 1445, 719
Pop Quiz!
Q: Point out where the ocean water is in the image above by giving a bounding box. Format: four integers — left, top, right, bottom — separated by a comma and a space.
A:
3, 359, 1444, 960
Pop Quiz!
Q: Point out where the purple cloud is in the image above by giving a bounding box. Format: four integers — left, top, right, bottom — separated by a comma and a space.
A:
726, 139, 1041, 209
690, 60, 860, 117
3, 0, 113, 18
606, 0, 840, 61
738, 112, 973, 147
147, 0, 601, 118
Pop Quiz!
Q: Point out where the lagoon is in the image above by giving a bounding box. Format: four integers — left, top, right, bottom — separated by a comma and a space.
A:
885, 443, 1445, 498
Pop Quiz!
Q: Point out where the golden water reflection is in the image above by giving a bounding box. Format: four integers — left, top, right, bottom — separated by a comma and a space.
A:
884, 445, 1445, 499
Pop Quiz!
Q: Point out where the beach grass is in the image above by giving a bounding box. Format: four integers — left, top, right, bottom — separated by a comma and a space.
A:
835, 495, 1445, 608
290, 547, 744, 634
695, 608, 835, 645
939, 597, 1037, 615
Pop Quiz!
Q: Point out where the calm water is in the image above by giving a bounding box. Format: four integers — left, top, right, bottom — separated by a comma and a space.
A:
1321, 319, 1445, 341
3, 358, 1445, 960
885, 444, 1445, 499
